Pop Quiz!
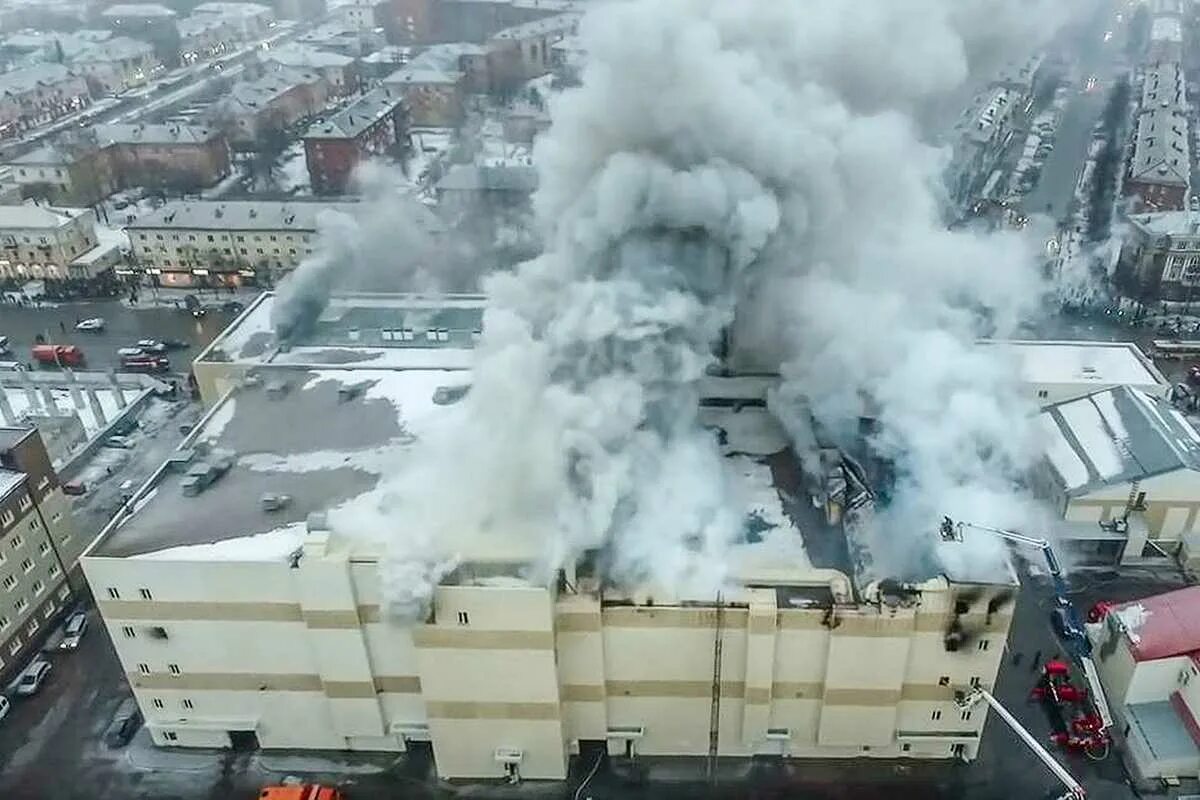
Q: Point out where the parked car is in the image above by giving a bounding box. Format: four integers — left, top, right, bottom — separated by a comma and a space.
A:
61, 481, 87, 496
0, 695, 9, 722
58, 612, 88, 650
104, 699, 142, 748
116, 347, 144, 358
103, 435, 133, 449
14, 659, 51, 696
0, 335, 9, 355
135, 339, 167, 354
161, 338, 189, 350
75, 317, 105, 332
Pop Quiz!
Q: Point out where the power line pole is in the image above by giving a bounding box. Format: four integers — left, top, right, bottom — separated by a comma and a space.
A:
707, 593, 724, 784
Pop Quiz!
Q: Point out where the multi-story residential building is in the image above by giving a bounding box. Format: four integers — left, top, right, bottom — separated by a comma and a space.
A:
190, 1, 275, 39
3, 141, 118, 205
272, 0, 326, 22
381, 42, 488, 126
304, 87, 407, 194
487, 12, 578, 89
262, 45, 357, 96
126, 198, 441, 286
1149, 14, 1184, 62
93, 122, 232, 190
1141, 61, 1184, 110
945, 86, 1019, 210
388, 0, 434, 44
0, 63, 91, 140
0, 426, 79, 683
1115, 209, 1200, 301
0, 204, 110, 283
177, 14, 238, 63
82, 292, 1017, 776
100, 4, 181, 67
337, 0, 387, 32
360, 45, 413, 79
208, 67, 328, 145
70, 36, 162, 94
295, 24, 386, 58
1124, 106, 1190, 213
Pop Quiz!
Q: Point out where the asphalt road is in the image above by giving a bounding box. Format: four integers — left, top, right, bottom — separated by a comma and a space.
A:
0, 298, 242, 374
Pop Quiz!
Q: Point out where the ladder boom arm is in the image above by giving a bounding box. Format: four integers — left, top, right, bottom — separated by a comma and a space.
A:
971, 689, 1086, 799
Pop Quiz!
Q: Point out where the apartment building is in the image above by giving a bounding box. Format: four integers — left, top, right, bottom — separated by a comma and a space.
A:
191, 1, 275, 39
101, 3, 181, 67
304, 87, 407, 194
208, 67, 329, 144
945, 86, 1020, 209
262, 45, 357, 96
487, 12, 578, 89
0, 63, 90, 140
3, 141, 118, 205
337, 0, 387, 31
0, 204, 108, 282
70, 36, 162, 94
177, 14, 238, 63
1125, 105, 1190, 213
126, 200, 363, 286
93, 122, 231, 190
0, 427, 78, 684
381, 42, 488, 126
82, 301, 1016, 777
1115, 210, 1200, 301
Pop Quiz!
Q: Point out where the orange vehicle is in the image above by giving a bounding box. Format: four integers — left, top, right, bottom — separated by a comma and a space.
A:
258, 787, 343, 800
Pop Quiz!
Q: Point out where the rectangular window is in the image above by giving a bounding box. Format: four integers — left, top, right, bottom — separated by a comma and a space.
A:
152, 698, 164, 709
0, 614, 8, 629
122, 626, 135, 638
139, 588, 152, 600
168, 663, 181, 675
107, 587, 119, 599
31, 580, 43, 596
456, 611, 469, 625
18, 494, 32, 512
182, 698, 193, 710
931, 709, 942, 721
56, 585, 69, 601
20, 558, 33, 573
28, 518, 37, 530
14, 597, 27, 613
48, 564, 59, 578
977, 639, 990, 652
137, 663, 150, 675
2, 575, 15, 591
25, 619, 38, 635
7, 638, 19, 656
38, 541, 49, 556
36, 476, 49, 491
10, 535, 23, 549
961, 710, 972, 722
42, 603, 54, 620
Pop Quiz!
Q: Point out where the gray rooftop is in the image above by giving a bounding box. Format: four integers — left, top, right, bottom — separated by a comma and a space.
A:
0, 63, 78, 96
436, 163, 538, 192
265, 44, 354, 69
71, 35, 155, 64
101, 3, 177, 17
1141, 61, 1183, 109
1130, 107, 1190, 187
304, 87, 403, 139
92, 122, 221, 145
1040, 385, 1200, 497
213, 67, 321, 114
0, 204, 88, 230
129, 200, 363, 232
490, 12, 578, 42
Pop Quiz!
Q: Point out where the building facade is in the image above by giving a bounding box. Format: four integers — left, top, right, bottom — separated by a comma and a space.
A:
71, 36, 162, 95
0, 63, 91, 140
81, 343, 1016, 778
126, 200, 358, 286
1125, 106, 1190, 213
0, 205, 104, 283
208, 68, 329, 145
304, 87, 407, 194
1116, 210, 1200, 302
0, 427, 78, 684
4, 142, 119, 205
93, 123, 232, 190
100, 4, 181, 68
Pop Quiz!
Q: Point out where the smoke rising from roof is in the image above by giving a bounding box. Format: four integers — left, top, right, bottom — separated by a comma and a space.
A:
336, 0, 1077, 615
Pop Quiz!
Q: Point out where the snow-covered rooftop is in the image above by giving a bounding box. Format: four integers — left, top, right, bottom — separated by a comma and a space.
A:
198, 291, 487, 369
983, 339, 1167, 395
1040, 385, 1200, 496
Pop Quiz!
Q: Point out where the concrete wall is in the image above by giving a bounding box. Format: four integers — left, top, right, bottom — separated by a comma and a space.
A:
82, 541, 1016, 778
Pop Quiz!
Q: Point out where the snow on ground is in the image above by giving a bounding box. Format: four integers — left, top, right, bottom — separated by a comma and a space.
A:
407, 128, 454, 191
131, 520, 307, 561
74, 446, 129, 487
0, 384, 141, 438
277, 141, 311, 194
200, 169, 243, 200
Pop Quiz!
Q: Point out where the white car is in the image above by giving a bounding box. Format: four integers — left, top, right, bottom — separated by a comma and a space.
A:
75, 318, 105, 332
116, 347, 143, 358
59, 612, 88, 651
14, 659, 51, 696
0, 695, 9, 722
136, 339, 166, 353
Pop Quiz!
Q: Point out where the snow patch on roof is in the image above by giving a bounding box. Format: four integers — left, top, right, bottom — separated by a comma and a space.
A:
1058, 397, 1125, 479
1040, 413, 1090, 489
131, 521, 306, 561
1116, 603, 1152, 644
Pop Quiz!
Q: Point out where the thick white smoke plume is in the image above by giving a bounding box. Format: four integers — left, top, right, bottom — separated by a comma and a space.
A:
353, 0, 1082, 614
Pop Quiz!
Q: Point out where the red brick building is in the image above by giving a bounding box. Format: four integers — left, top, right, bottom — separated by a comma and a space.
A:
304, 87, 407, 194
390, 0, 433, 43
